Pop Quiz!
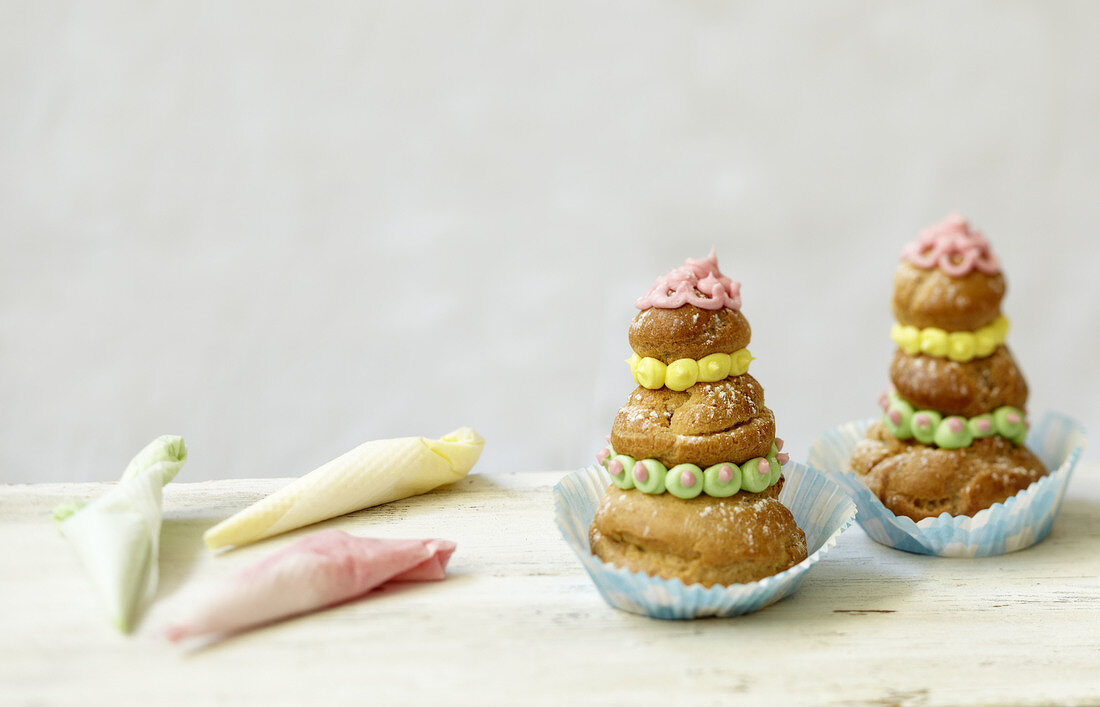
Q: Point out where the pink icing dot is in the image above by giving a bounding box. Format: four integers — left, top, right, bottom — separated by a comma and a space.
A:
608, 459, 623, 476
914, 413, 929, 427
718, 465, 733, 483
757, 459, 769, 475
775, 437, 785, 452
776, 452, 789, 466
633, 461, 649, 484
596, 448, 610, 464
878, 392, 889, 411
900, 213, 1001, 277
680, 470, 696, 487
948, 418, 964, 433
634, 249, 742, 311
888, 409, 902, 425
976, 419, 992, 433
1006, 412, 1021, 425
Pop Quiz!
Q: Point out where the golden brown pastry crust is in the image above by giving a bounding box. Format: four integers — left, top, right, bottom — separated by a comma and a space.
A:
889, 346, 1028, 417
610, 374, 775, 467
849, 422, 1047, 520
589, 480, 806, 587
629, 305, 751, 363
892, 262, 1005, 331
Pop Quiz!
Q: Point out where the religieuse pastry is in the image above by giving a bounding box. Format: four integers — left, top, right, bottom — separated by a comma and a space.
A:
588, 251, 808, 587
849, 214, 1047, 519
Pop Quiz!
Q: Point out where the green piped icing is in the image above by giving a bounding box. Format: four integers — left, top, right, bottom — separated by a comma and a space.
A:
702, 463, 741, 497
665, 464, 704, 499
881, 391, 1027, 448
599, 446, 782, 498
632, 458, 667, 494
608, 454, 636, 490
911, 410, 942, 445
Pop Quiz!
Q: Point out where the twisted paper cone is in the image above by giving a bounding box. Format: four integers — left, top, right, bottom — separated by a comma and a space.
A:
203, 428, 484, 549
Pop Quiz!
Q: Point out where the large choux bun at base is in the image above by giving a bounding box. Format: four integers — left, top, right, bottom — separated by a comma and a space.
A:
849, 423, 1047, 520
589, 481, 807, 587
611, 374, 775, 467
629, 306, 751, 363
893, 262, 1005, 331
890, 346, 1028, 418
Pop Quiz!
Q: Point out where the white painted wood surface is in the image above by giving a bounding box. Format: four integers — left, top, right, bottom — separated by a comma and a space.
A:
2, 467, 1099, 706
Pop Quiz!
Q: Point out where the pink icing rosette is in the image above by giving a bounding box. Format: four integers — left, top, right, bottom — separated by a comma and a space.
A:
635, 249, 742, 311
900, 213, 1001, 278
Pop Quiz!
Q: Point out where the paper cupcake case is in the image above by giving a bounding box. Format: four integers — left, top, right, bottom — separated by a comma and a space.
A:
553, 461, 856, 620
808, 411, 1087, 558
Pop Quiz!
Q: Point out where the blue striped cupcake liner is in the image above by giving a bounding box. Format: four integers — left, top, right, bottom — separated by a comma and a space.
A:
553, 461, 856, 619
808, 411, 1087, 557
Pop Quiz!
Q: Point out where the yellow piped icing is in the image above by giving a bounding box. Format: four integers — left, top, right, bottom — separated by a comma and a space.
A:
627, 348, 752, 390
891, 316, 1008, 362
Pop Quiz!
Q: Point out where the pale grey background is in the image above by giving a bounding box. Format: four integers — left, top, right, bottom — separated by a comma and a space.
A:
2, 1, 1098, 483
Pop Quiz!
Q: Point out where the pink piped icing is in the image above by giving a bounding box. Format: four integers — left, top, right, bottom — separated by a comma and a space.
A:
976, 418, 992, 433
718, 465, 734, 483
900, 213, 1001, 277
776, 452, 789, 466
680, 469, 696, 487
1006, 411, 1021, 425
633, 461, 649, 483
608, 459, 623, 475
635, 249, 742, 311
775, 437, 785, 452
888, 409, 902, 425
757, 459, 769, 475
948, 418, 965, 433
596, 448, 610, 465
914, 413, 929, 427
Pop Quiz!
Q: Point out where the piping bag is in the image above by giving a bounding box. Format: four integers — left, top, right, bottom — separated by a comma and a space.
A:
203, 427, 484, 550
53, 435, 187, 632
166, 529, 456, 642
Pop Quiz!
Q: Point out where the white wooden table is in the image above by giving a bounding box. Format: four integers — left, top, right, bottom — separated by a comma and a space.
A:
2, 467, 1099, 706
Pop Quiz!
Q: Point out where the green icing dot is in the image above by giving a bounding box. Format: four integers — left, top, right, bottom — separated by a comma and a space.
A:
764, 456, 782, 488
911, 410, 942, 445
968, 414, 996, 438
883, 398, 915, 439
739, 457, 773, 493
665, 464, 704, 499
934, 417, 973, 449
609, 454, 636, 490
702, 463, 741, 497
994, 406, 1026, 444
632, 458, 667, 494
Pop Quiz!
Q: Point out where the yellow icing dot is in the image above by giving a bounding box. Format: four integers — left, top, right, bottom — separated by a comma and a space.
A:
665, 359, 700, 391
696, 353, 731, 382
634, 357, 667, 389
626, 352, 642, 384
919, 327, 949, 357
974, 329, 997, 357
730, 348, 753, 376
895, 325, 921, 355
947, 332, 975, 362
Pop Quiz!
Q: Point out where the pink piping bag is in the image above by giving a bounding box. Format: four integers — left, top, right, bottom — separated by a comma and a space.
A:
165, 530, 455, 642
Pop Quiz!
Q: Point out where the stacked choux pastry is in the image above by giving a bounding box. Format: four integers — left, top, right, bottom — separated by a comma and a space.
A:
849, 214, 1047, 520
589, 251, 807, 587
